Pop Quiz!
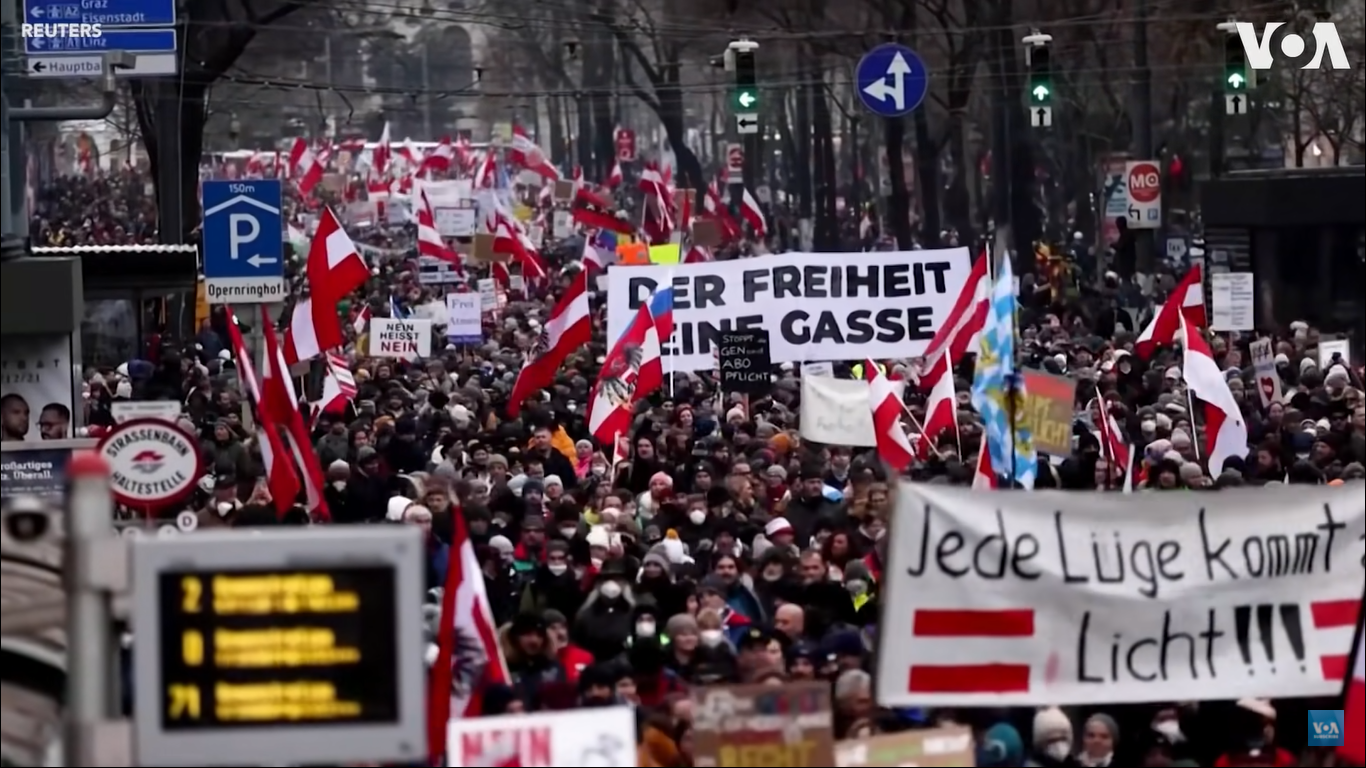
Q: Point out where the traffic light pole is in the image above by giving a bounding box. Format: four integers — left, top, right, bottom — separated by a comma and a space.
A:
1131, 0, 1156, 274
726, 40, 759, 236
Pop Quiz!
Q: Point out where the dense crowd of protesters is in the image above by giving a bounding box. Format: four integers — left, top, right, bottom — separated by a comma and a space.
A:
28, 173, 160, 247
33, 168, 1366, 767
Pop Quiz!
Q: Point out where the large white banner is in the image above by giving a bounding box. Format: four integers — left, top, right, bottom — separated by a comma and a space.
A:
606, 249, 972, 372
876, 484, 1365, 707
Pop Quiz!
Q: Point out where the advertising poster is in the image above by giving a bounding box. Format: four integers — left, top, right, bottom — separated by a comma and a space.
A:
1, 335, 76, 443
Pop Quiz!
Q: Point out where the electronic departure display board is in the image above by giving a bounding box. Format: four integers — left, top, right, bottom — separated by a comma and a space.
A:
156, 566, 399, 730
131, 528, 425, 768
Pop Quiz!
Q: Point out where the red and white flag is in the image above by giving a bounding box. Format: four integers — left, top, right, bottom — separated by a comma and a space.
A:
259, 306, 330, 522
287, 137, 323, 197
427, 510, 510, 764
284, 208, 370, 365
351, 305, 371, 336
314, 351, 357, 417
507, 125, 560, 181
421, 135, 457, 175
1339, 592, 1365, 766
371, 121, 392, 179
1091, 398, 1131, 484
971, 445, 998, 490
1179, 314, 1248, 476
416, 189, 459, 266
866, 359, 915, 472
916, 353, 957, 460
224, 308, 299, 518
907, 608, 1034, 694
739, 187, 766, 238
921, 250, 989, 377
605, 161, 623, 188
1135, 266, 1205, 359
507, 271, 591, 416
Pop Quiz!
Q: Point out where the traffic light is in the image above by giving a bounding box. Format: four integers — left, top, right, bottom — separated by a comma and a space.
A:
1224, 35, 1249, 92
732, 50, 758, 112
1028, 46, 1053, 106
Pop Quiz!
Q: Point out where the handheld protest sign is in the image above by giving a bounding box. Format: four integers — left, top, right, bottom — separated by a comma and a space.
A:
616, 242, 650, 265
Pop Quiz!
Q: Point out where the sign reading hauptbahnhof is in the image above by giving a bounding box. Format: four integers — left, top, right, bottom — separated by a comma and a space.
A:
131, 528, 425, 767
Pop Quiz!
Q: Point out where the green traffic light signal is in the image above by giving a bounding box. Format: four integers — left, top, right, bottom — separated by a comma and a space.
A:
1224, 35, 1249, 92
1028, 45, 1052, 105
1031, 83, 1051, 103
733, 88, 759, 111
1226, 71, 1246, 90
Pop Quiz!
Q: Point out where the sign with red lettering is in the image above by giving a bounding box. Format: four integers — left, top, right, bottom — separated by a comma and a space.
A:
615, 128, 636, 162
876, 483, 1365, 708
691, 682, 835, 768
445, 706, 636, 767
836, 726, 975, 767
367, 317, 432, 361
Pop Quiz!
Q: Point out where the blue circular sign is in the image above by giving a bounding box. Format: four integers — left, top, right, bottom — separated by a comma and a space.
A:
855, 43, 929, 118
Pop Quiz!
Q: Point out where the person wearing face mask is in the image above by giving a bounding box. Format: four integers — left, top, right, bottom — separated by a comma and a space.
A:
518, 540, 584, 620
572, 560, 636, 661
635, 546, 689, 619
1030, 707, 1078, 767
627, 602, 687, 707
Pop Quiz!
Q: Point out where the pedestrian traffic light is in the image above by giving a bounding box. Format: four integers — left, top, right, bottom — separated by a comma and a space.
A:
1028, 46, 1052, 106
732, 50, 758, 112
1224, 35, 1248, 92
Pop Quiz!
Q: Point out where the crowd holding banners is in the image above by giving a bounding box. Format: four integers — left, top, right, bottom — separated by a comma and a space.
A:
10, 128, 1366, 768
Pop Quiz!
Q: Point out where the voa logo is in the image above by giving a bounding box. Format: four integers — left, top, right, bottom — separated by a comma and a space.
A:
1235, 22, 1351, 70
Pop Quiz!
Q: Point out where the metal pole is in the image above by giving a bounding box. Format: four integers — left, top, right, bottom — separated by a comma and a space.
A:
1132, 0, 1155, 274
65, 456, 117, 766
421, 45, 433, 141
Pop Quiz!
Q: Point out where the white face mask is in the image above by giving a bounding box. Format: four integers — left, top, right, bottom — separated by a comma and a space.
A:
1153, 719, 1184, 743
547, 562, 568, 576
590, 557, 604, 568
599, 580, 623, 599
591, 465, 607, 476
331, 481, 346, 491
1044, 741, 1071, 762
845, 579, 868, 595
699, 629, 724, 647
636, 620, 656, 637
559, 527, 577, 539
688, 509, 706, 525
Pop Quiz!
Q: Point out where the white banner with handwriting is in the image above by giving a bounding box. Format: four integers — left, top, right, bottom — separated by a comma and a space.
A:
875, 484, 1365, 706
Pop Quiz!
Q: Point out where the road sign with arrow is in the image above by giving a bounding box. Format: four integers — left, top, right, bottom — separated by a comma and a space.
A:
736, 113, 759, 135
26, 55, 104, 78
1030, 106, 1053, 128
202, 180, 286, 304
1224, 93, 1248, 116
855, 43, 929, 117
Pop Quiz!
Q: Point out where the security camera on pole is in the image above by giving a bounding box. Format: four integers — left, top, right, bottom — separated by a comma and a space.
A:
1023, 30, 1054, 129
726, 38, 761, 209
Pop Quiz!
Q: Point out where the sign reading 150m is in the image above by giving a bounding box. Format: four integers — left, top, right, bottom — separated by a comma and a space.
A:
156, 567, 400, 730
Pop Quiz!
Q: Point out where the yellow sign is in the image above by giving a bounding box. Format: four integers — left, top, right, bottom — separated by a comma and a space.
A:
512, 204, 533, 222
648, 244, 681, 265
194, 279, 210, 328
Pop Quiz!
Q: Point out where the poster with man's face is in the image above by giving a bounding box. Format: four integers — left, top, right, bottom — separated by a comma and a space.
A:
1, 337, 75, 442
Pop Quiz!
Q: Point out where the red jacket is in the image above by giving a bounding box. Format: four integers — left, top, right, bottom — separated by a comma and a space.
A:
557, 644, 594, 683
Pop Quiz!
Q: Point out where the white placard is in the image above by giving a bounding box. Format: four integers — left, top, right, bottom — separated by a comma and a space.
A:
802, 361, 834, 378
1319, 339, 1351, 369
368, 318, 432, 360
111, 400, 182, 424
477, 278, 498, 313
444, 292, 482, 344
607, 248, 973, 372
446, 706, 636, 766
1209, 272, 1254, 331
433, 206, 475, 237
509, 274, 525, 293
876, 483, 1365, 707
799, 377, 884, 447
553, 210, 571, 236
1249, 337, 1283, 408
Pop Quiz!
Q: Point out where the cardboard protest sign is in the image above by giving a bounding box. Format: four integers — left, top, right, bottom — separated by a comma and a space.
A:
836, 727, 975, 767
1019, 369, 1078, 456
692, 682, 835, 767
876, 483, 1364, 707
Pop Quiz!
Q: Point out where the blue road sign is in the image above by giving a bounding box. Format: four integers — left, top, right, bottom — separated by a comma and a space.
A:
24, 0, 175, 26
856, 43, 929, 118
202, 180, 286, 304
24, 28, 176, 55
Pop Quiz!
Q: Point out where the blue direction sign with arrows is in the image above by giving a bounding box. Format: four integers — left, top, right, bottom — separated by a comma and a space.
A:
24, 28, 176, 54
23, 0, 175, 26
856, 43, 930, 118
201, 181, 287, 305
